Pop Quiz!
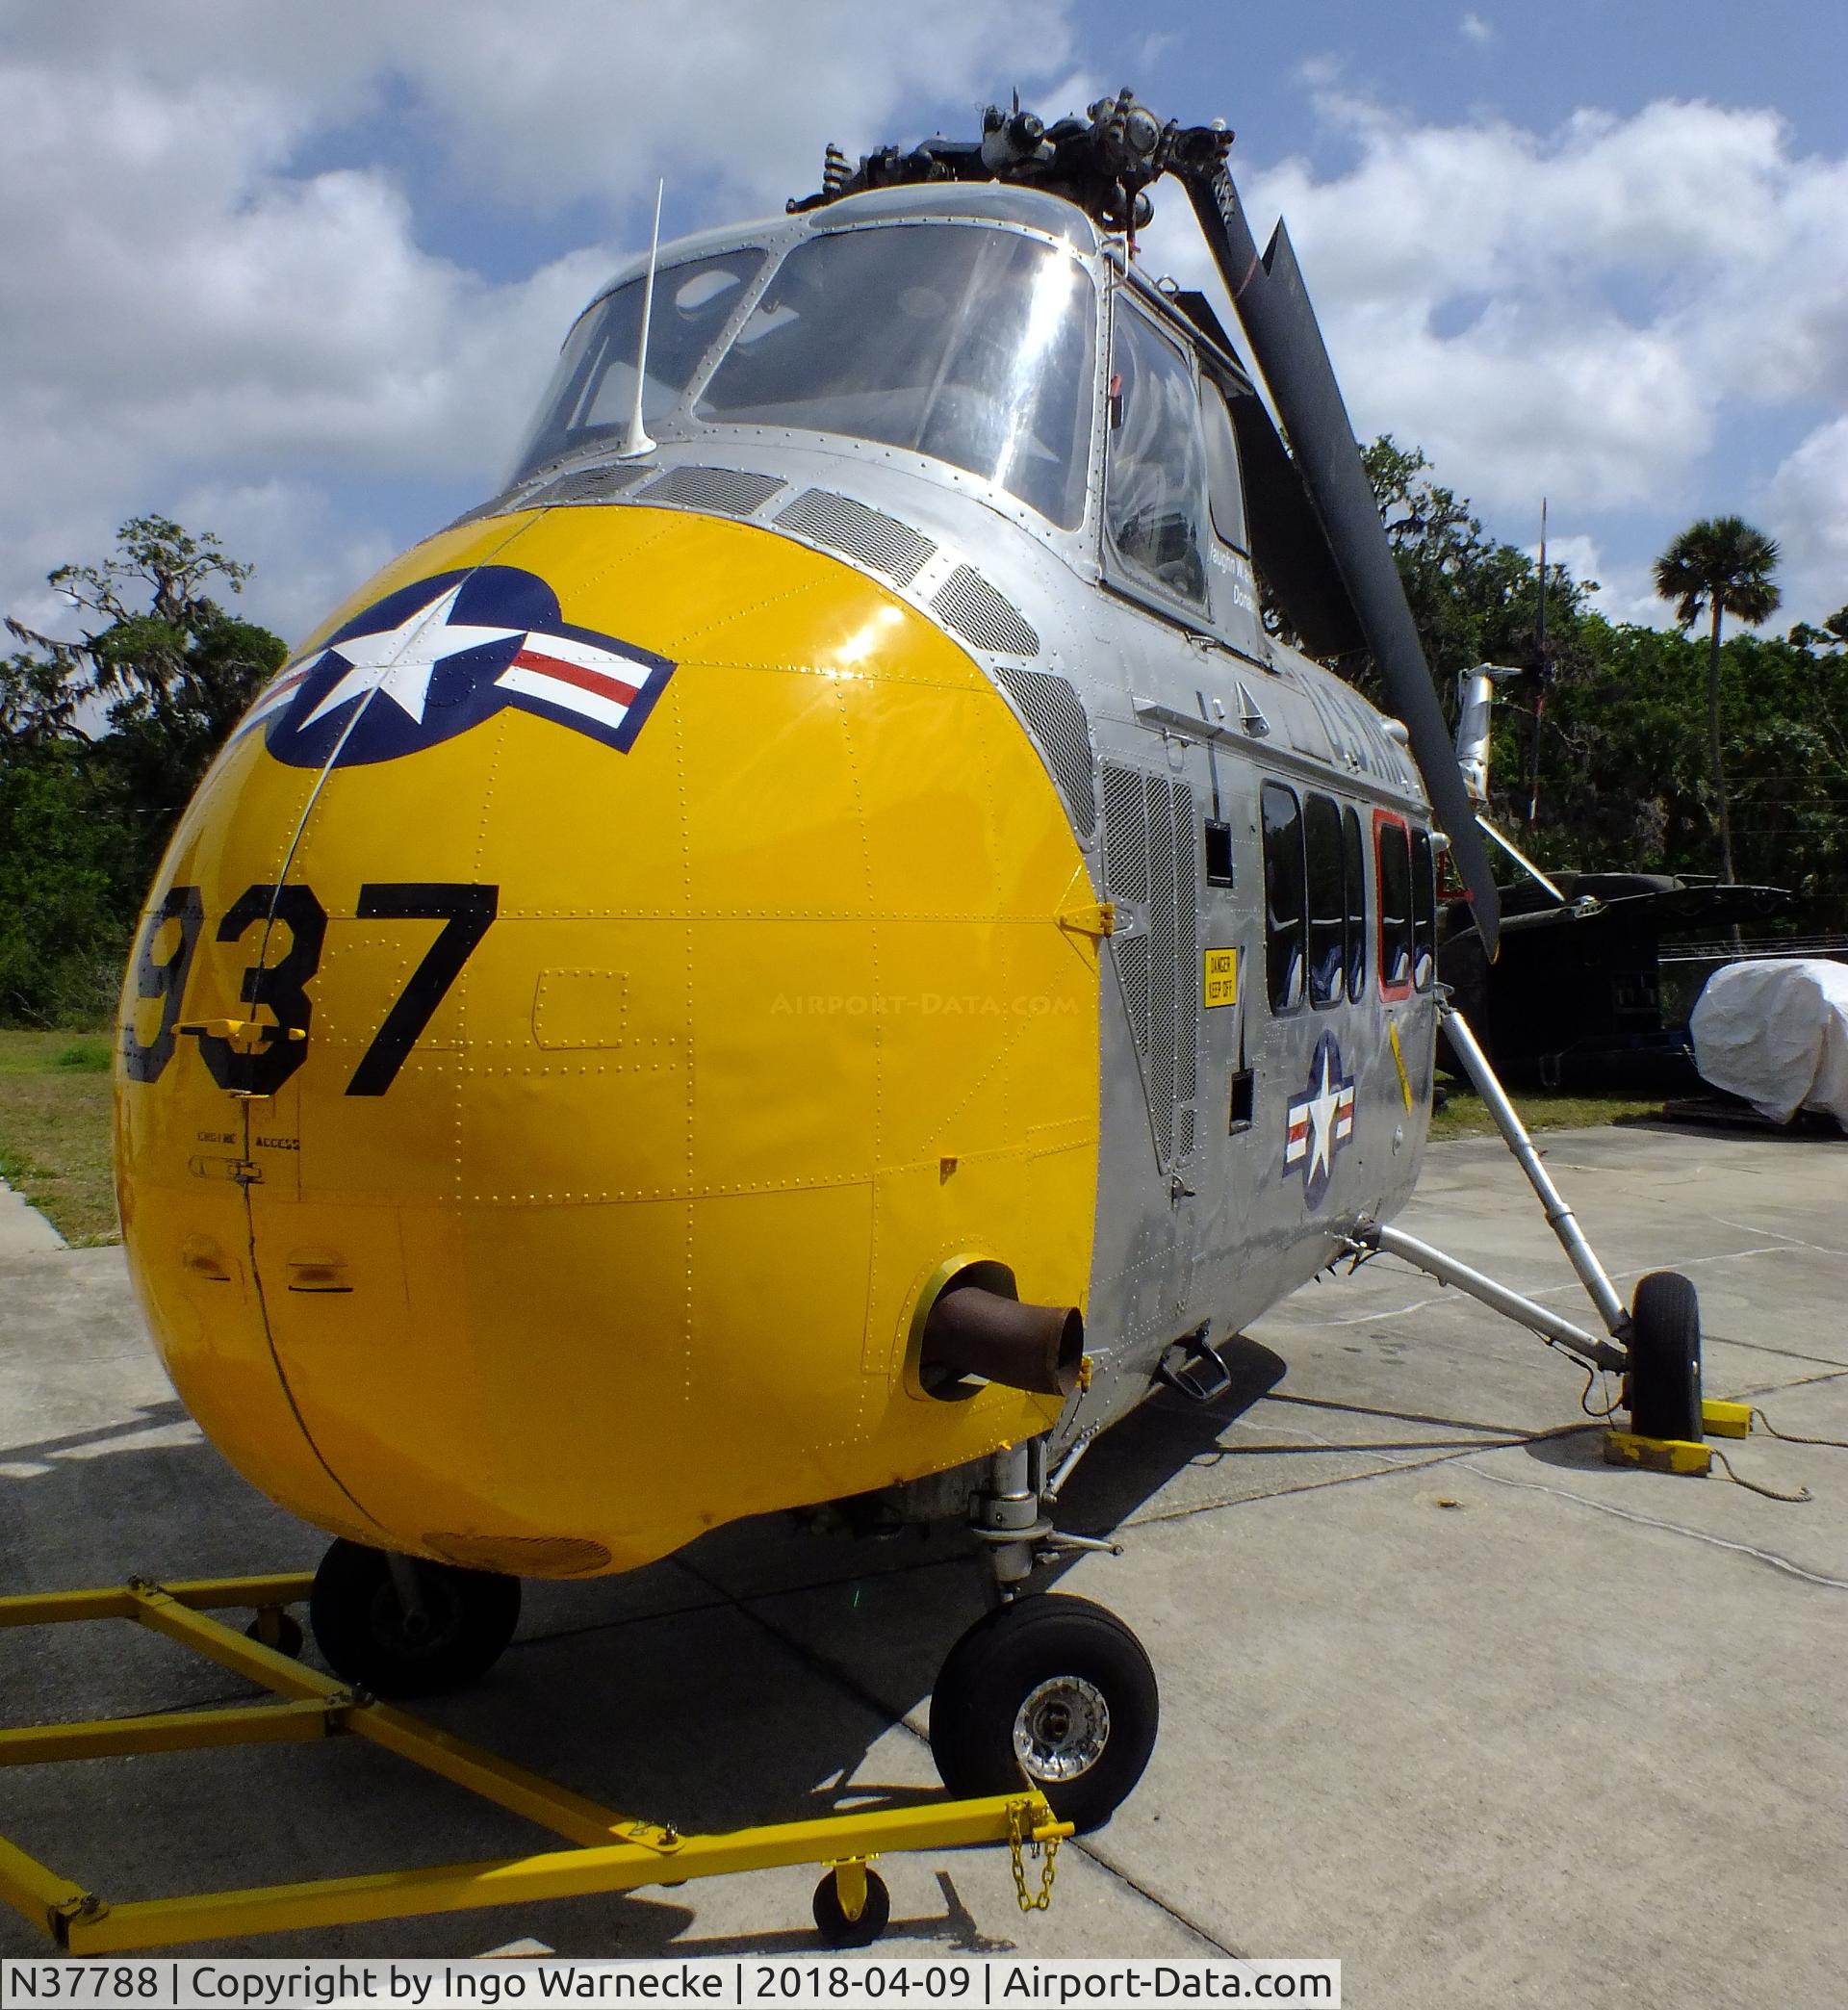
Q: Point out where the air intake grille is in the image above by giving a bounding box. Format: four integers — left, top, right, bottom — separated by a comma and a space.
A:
1145, 774, 1179, 1164
523, 463, 653, 508
991, 666, 1095, 836
1173, 780, 1198, 1115
1100, 761, 1202, 1169
640, 465, 785, 516
1101, 764, 1149, 907
775, 489, 936, 583
1116, 935, 1151, 1057
933, 566, 1040, 656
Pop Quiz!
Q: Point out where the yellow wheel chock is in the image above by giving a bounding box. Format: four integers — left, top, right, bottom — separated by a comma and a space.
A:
1604, 1399, 1759, 1475
0, 1575, 1071, 1955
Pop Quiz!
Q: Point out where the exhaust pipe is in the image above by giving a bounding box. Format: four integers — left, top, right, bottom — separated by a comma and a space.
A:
919, 1278, 1085, 1400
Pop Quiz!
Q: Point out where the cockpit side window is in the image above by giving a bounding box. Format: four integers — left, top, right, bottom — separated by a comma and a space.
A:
697, 224, 1095, 527
1201, 383, 1248, 554
507, 249, 765, 481
1104, 305, 1209, 611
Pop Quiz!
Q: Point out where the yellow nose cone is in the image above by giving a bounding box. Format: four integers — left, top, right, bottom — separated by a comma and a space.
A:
116, 505, 1101, 1572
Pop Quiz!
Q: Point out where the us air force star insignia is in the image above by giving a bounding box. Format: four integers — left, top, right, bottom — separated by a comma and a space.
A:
1284, 1031, 1356, 1209
243, 564, 676, 769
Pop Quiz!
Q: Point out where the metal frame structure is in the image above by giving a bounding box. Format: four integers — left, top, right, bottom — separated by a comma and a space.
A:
0, 1576, 1068, 1955
1346, 1003, 1631, 1376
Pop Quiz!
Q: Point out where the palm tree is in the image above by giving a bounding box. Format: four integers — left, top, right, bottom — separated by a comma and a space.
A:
1654, 516, 1782, 885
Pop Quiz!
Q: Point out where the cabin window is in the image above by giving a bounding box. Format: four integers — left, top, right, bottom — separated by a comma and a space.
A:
1104, 305, 1209, 609
1411, 827, 1437, 991
1304, 793, 1346, 1009
1343, 805, 1368, 1003
1200, 384, 1248, 553
1262, 782, 1306, 1013
1377, 816, 1413, 993
698, 224, 1096, 527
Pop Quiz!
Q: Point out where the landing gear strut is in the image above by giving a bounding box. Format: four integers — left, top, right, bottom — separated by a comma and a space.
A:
1350, 1002, 1705, 1448
930, 1444, 1158, 1832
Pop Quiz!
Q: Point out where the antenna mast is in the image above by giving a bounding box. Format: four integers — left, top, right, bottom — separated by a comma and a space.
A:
616, 180, 665, 460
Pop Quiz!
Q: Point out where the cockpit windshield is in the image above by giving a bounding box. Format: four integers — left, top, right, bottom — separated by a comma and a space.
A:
507, 247, 765, 479
507, 222, 1097, 528
698, 226, 1094, 528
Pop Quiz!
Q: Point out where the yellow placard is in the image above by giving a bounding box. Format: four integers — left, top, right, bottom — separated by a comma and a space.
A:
1203, 946, 1238, 1009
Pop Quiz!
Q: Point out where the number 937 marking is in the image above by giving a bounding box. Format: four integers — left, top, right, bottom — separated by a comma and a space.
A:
121, 881, 498, 1097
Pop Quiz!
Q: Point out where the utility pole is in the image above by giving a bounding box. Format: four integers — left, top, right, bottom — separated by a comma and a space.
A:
1526, 497, 1548, 825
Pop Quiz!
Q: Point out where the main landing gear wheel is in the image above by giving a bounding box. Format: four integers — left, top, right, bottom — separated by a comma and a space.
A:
929, 1592, 1158, 1834
811, 1866, 891, 1948
1626, 1271, 1703, 1442
309, 1539, 521, 1698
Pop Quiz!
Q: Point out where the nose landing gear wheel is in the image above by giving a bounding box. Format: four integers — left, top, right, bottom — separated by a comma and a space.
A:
308, 1539, 521, 1698
811, 1866, 891, 1948
929, 1593, 1157, 1834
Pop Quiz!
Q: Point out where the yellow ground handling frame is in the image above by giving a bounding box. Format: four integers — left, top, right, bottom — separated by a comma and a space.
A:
0, 1575, 1070, 1956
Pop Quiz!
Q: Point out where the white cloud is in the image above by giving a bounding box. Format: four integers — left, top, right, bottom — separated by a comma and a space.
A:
1764, 418, 1848, 625
1139, 91, 1848, 618
0, 0, 1078, 647
1529, 532, 1666, 629
1460, 13, 1494, 45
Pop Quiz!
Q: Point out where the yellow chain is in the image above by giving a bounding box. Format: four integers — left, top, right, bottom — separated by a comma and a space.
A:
1008, 1801, 1060, 1913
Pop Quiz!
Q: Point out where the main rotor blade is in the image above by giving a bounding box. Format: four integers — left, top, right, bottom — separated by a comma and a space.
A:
1185, 170, 1502, 957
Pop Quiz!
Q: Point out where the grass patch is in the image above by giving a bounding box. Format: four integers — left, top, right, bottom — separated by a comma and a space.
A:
0, 1027, 118, 1244
55, 1039, 112, 1071
1429, 1085, 1665, 1142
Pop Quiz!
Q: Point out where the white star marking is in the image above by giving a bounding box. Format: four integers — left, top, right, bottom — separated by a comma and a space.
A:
299, 582, 525, 731
1303, 1046, 1343, 1187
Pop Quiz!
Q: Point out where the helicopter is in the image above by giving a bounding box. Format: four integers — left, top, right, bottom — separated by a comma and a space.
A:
112, 90, 1704, 1841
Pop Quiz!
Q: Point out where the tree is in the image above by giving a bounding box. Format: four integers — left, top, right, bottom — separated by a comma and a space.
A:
4, 514, 286, 895
1788, 605, 1848, 654
1652, 515, 1783, 884
1, 516, 286, 1023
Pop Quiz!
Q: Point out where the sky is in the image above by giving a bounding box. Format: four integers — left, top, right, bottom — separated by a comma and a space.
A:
2, 0, 1844, 653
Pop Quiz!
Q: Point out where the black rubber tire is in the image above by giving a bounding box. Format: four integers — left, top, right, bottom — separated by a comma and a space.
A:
929, 1593, 1158, 1834
811, 1867, 891, 1948
309, 1540, 521, 1698
244, 1611, 305, 1658
1627, 1271, 1703, 1442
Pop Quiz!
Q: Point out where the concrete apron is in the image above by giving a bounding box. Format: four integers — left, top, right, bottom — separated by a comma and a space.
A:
0, 1123, 1843, 2003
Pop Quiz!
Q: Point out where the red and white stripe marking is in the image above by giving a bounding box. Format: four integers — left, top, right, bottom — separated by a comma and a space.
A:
494, 632, 645, 734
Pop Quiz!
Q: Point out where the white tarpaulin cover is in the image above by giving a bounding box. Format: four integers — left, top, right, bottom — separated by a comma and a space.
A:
1690, 958, 1848, 1127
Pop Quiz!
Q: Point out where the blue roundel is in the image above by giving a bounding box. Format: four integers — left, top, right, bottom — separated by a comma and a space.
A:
246, 565, 675, 769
